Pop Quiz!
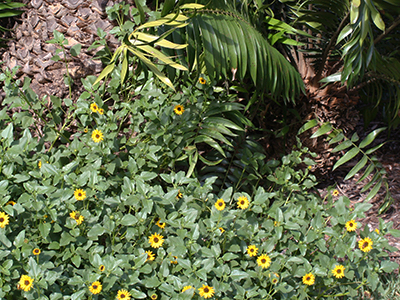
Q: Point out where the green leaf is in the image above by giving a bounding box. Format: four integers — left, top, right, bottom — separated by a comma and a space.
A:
310, 123, 332, 138
39, 222, 51, 239
333, 147, 360, 171
359, 127, 386, 148
298, 119, 318, 135
364, 179, 382, 202
70, 44, 82, 57
380, 260, 398, 273
357, 163, 375, 183
93, 62, 115, 86
344, 155, 368, 180
331, 140, 353, 153
230, 269, 249, 281
120, 215, 138, 226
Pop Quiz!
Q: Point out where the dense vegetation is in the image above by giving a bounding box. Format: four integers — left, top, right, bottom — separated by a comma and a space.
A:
0, 0, 400, 299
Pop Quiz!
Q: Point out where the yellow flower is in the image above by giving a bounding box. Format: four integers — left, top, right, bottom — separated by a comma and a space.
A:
332, 265, 345, 279
219, 227, 225, 233
214, 199, 225, 211
199, 77, 206, 84
198, 284, 214, 299
89, 281, 102, 294
247, 245, 258, 257
302, 273, 315, 285
99, 265, 105, 272
156, 219, 166, 229
19, 275, 34, 292
98, 108, 104, 115
92, 129, 104, 143
257, 254, 271, 269
149, 233, 164, 248
332, 189, 339, 196
182, 285, 194, 293
83, 128, 88, 133
33, 248, 41, 255
146, 250, 155, 261
176, 191, 183, 199
90, 103, 98, 112
151, 294, 157, 299
274, 221, 279, 227
6, 200, 16, 206
237, 196, 249, 209
375, 228, 380, 234
174, 104, 185, 115
69, 211, 84, 225
74, 188, 86, 201
345, 220, 357, 232
117, 289, 131, 300
0, 212, 10, 228
358, 237, 373, 253
272, 278, 278, 284
170, 256, 178, 264
38, 160, 42, 168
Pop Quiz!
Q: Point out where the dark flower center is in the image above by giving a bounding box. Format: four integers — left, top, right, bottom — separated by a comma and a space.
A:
306, 276, 310, 281
250, 249, 254, 252
261, 259, 266, 263
363, 242, 368, 248
96, 134, 100, 138
154, 238, 159, 243
121, 295, 126, 299
349, 223, 354, 227
337, 269, 342, 273
218, 202, 223, 206
93, 285, 98, 289
204, 288, 209, 293
25, 280, 30, 285
0, 217, 4, 222
241, 201, 245, 205
78, 193, 82, 197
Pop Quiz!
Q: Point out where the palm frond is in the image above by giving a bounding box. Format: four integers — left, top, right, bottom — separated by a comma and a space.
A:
176, 10, 304, 102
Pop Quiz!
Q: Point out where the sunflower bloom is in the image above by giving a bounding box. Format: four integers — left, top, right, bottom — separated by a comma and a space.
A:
358, 237, 373, 252
149, 233, 164, 248
332, 265, 345, 279
33, 248, 41, 255
156, 219, 166, 229
198, 284, 214, 299
174, 105, 185, 115
117, 289, 131, 300
89, 281, 102, 294
345, 220, 357, 232
90, 103, 98, 112
99, 265, 105, 272
176, 191, 183, 199
257, 254, 271, 269
98, 108, 104, 115
247, 245, 258, 257
237, 196, 249, 209
332, 189, 340, 196
6, 200, 16, 206
0, 212, 10, 228
146, 250, 155, 261
214, 199, 225, 211
199, 77, 206, 84
151, 294, 157, 299
302, 273, 315, 285
92, 129, 104, 143
182, 285, 194, 293
219, 227, 225, 233
170, 256, 178, 264
69, 211, 84, 225
83, 128, 88, 133
74, 189, 86, 201
375, 228, 380, 234
19, 275, 34, 291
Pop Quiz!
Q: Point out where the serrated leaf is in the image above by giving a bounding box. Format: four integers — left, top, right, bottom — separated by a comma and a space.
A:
333, 147, 360, 170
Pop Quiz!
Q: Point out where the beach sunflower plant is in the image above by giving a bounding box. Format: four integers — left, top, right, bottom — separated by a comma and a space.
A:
0, 3, 399, 299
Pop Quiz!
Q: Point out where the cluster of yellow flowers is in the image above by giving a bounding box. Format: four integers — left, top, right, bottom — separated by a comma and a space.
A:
89, 102, 105, 115
214, 196, 250, 211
